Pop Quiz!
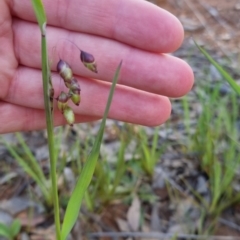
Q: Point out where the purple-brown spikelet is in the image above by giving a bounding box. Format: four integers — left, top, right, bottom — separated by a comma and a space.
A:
69, 78, 81, 92
57, 59, 73, 81
69, 90, 81, 106
68, 79, 81, 106
80, 51, 98, 73
56, 91, 70, 113
55, 46, 87, 125
63, 106, 75, 126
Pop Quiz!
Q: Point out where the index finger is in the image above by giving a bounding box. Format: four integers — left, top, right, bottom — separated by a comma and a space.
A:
11, 0, 184, 53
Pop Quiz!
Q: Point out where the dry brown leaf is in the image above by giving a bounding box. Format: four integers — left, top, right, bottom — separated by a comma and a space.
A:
116, 217, 130, 232
127, 195, 141, 231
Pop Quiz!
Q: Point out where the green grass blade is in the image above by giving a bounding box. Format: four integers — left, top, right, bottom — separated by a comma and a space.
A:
10, 219, 21, 238
15, 133, 47, 187
41, 20, 61, 240
30, 0, 47, 34
195, 41, 240, 95
210, 161, 221, 211
61, 61, 122, 240
30, 1, 61, 238
111, 139, 127, 194
0, 223, 11, 239
1, 137, 50, 204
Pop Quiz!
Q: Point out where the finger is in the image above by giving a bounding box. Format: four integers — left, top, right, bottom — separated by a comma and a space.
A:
11, 0, 183, 53
13, 20, 193, 98
0, 101, 98, 133
0, 0, 18, 97
4, 67, 171, 127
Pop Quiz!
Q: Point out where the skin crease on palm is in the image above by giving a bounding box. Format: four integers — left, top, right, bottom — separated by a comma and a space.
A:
0, 0, 194, 133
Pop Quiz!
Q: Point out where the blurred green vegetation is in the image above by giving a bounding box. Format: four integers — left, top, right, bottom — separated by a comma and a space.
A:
2, 47, 240, 238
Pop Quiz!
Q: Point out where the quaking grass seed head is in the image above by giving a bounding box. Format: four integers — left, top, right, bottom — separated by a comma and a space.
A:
57, 59, 73, 81
56, 91, 70, 113
80, 51, 97, 73
63, 106, 75, 126
68, 78, 81, 106
63, 79, 72, 89
69, 90, 81, 106
65, 78, 81, 91
69, 78, 81, 92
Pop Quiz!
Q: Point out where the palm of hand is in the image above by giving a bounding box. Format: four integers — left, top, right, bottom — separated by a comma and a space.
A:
0, 0, 193, 133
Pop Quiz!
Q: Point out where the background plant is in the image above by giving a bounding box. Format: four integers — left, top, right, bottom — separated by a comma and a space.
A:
0, 219, 21, 240
29, 0, 122, 239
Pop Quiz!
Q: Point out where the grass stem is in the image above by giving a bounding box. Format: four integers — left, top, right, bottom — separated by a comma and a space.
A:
41, 25, 61, 240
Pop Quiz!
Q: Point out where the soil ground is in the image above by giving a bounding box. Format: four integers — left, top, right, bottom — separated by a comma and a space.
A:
152, 0, 240, 54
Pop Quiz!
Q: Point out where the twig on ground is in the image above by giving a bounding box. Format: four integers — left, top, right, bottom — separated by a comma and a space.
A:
89, 231, 240, 240
219, 218, 240, 233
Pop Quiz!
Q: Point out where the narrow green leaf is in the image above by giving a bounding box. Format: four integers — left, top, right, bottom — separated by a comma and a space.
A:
31, 0, 61, 238
41, 21, 61, 240
0, 223, 11, 239
111, 139, 127, 194
211, 161, 221, 211
1, 137, 50, 204
61, 61, 122, 240
30, 0, 47, 34
15, 133, 47, 188
195, 41, 240, 95
10, 219, 21, 238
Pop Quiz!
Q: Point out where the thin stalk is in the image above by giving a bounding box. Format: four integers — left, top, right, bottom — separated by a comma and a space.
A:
41, 24, 61, 239
30, 1, 61, 238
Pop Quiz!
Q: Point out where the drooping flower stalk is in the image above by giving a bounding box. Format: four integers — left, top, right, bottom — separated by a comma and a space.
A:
55, 62, 80, 125
59, 39, 98, 73
55, 41, 97, 126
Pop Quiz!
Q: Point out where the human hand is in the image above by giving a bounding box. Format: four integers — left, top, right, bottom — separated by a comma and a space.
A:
0, 0, 193, 133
